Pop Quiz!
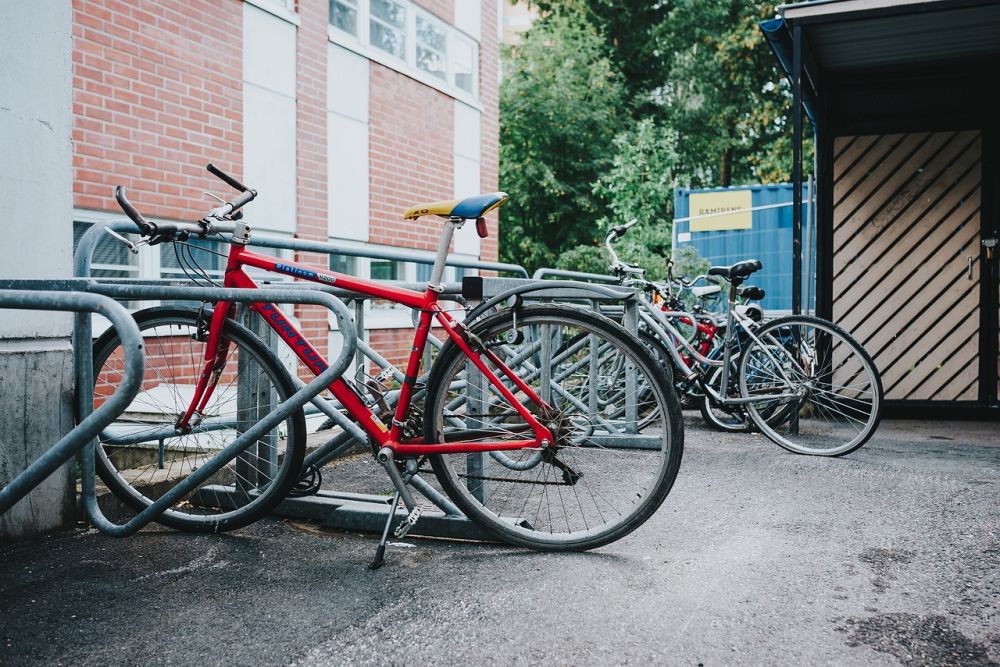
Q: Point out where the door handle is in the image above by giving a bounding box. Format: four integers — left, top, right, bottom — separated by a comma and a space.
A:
968, 256, 973, 280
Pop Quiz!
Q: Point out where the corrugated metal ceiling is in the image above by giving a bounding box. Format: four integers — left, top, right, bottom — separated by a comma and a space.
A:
807, 3, 1000, 72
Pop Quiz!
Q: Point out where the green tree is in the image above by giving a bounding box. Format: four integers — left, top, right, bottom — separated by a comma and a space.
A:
498, 5, 627, 272
656, 0, 807, 186
557, 117, 679, 280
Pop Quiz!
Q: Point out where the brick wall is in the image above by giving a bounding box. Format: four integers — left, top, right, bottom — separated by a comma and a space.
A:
294, 0, 331, 370
414, 0, 454, 22
73, 0, 501, 390
72, 0, 243, 220
368, 64, 455, 252
479, 1, 500, 265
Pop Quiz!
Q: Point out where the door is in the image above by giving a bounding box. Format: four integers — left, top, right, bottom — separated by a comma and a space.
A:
831, 130, 984, 403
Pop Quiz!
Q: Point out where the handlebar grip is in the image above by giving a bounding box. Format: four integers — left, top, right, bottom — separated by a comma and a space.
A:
228, 189, 256, 212
114, 186, 153, 235
207, 163, 249, 192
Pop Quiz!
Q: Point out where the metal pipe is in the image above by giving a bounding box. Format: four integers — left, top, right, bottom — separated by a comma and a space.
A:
77, 285, 357, 536
531, 268, 618, 283
0, 290, 143, 515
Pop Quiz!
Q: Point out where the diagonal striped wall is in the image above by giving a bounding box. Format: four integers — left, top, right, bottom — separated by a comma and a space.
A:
832, 130, 982, 401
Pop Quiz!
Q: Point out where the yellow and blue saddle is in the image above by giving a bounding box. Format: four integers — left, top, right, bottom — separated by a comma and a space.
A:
403, 192, 508, 220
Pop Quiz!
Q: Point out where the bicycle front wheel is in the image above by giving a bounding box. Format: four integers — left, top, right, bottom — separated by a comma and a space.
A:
738, 315, 882, 456
424, 304, 684, 551
91, 307, 306, 531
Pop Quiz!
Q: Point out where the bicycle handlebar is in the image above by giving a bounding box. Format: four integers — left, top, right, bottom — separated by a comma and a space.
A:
114, 164, 256, 244
207, 163, 249, 192
115, 186, 153, 236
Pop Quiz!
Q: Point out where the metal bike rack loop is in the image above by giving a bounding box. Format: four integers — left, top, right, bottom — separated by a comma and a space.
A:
0, 289, 144, 517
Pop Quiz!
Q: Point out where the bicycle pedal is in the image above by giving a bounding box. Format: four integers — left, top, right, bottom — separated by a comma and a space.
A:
393, 505, 423, 539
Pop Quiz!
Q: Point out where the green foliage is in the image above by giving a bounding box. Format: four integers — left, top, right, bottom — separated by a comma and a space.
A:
555, 117, 679, 280
500, 1, 812, 273
498, 6, 627, 272
672, 245, 711, 282
593, 118, 679, 230
655, 1, 805, 187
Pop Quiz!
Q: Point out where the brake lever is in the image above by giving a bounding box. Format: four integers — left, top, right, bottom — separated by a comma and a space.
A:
104, 227, 144, 254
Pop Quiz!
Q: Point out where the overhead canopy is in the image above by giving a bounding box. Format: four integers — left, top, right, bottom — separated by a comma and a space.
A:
760, 0, 1000, 132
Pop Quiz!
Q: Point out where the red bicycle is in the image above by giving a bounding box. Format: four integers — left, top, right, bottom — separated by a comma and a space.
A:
92, 164, 683, 554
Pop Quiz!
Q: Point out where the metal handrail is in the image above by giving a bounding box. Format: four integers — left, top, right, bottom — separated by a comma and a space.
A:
0, 290, 144, 516
531, 268, 618, 283
74, 219, 528, 279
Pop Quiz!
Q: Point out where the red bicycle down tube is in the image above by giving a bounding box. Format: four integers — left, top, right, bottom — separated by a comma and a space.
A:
183, 245, 557, 455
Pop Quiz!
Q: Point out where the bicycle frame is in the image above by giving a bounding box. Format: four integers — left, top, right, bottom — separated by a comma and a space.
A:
636, 291, 803, 407
176, 229, 554, 456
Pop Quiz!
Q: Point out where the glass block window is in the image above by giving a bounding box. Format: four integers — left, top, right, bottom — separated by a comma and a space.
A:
330, 0, 358, 36
370, 0, 406, 59
416, 14, 447, 80
328, 0, 480, 101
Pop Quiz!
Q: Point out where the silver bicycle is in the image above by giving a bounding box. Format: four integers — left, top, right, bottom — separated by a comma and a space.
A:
604, 221, 883, 456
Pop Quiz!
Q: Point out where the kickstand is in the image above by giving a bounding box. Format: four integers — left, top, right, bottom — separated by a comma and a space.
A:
369, 491, 401, 570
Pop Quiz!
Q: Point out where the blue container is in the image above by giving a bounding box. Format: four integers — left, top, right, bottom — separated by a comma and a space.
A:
673, 183, 814, 312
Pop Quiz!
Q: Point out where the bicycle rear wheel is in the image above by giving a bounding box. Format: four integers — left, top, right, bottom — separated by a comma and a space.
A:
738, 315, 882, 456
91, 306, 306, 531
424, 304, 684, 551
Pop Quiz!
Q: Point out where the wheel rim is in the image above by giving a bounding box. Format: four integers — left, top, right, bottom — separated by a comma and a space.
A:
93, 312, 301, 527
740, 319, 880, 455
428, 309, 680, 547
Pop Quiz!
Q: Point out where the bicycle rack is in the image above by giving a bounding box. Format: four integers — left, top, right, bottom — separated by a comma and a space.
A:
0, 279, 360, 535
72, 221, 492, 540
55, 220, 650, 542
0, 289, 143, 517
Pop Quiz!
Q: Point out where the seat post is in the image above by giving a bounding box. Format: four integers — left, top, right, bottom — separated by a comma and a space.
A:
427, 217, 463, 291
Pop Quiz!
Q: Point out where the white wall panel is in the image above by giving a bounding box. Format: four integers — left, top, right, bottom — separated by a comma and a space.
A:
0, 1, 72, 338
327, 43, 370, 241
243, 3, 297, 234
328, 43, 369, 121
454, 0, 482, 41
453, 100, 482, 256
328, 113, 369, 241
243, 84, 297, 233
244, 3, 297, 96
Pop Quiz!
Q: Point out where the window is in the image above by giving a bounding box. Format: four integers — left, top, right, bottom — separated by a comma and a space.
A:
451, 35, 475, 93
159, 240, 225, 307
328, 0, 479, 101
329, 0, 358, 35
160, 239, 225, 283
330, 254, 358, 276
73, 222, 139, 279
416, 14, 447, 80
370, 258, 400, 281
369, 0, 406, 59
415, 262, 432, 283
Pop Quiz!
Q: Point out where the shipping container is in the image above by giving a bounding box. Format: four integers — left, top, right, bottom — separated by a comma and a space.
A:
673, 183, 814, 313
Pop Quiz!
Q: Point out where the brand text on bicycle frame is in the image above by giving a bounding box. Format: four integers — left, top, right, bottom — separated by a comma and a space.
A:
259, 303, 328, 373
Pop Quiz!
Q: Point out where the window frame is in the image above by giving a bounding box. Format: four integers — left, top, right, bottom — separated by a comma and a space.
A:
328, 0, 481, 108
74, 209, 296, 331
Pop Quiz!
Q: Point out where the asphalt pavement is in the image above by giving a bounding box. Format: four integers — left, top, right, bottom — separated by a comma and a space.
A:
1, 418, 997, 666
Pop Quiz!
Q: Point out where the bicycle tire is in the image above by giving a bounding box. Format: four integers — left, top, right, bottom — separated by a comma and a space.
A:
424, 304, 684, 551
699, 364, 751, 432
738, 315, 883, 456
91, 306, 306, 531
